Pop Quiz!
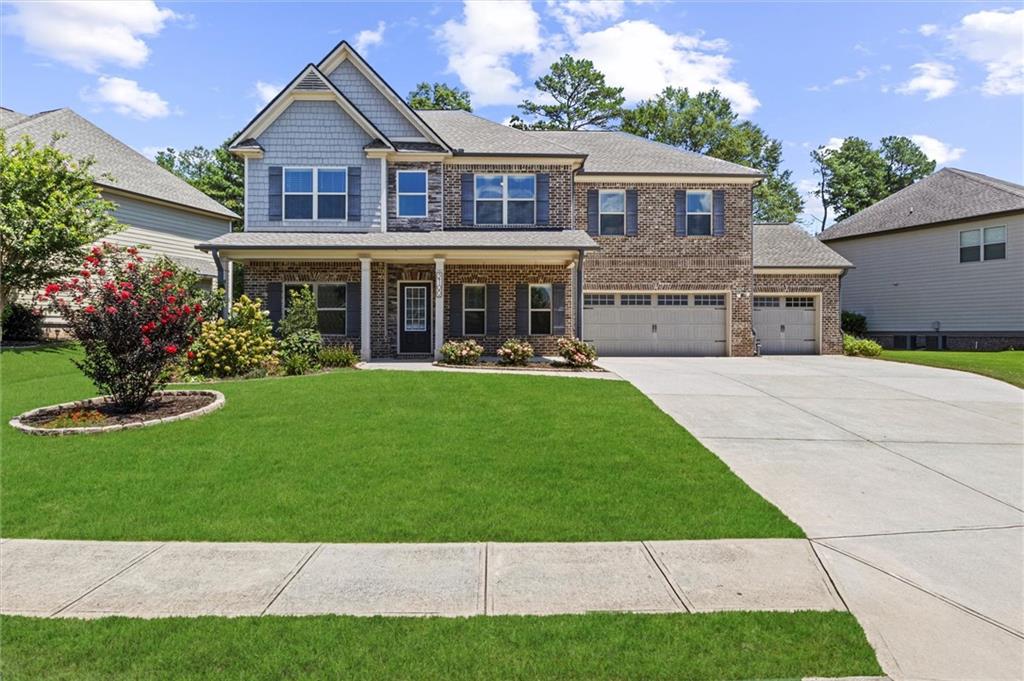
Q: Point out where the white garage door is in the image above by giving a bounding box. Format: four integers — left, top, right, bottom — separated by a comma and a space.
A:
583, 292, 728, 356
753, 296, 817, 355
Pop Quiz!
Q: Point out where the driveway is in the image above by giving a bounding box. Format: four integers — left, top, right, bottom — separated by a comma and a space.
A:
602, 355, 1024, 681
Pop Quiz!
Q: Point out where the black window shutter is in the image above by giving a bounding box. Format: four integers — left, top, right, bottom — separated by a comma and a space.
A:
461, 173, 474, 225
552, 283, 566, 336
625, 189, 638, 236
536, 174, 550, 226
346, 282, 360, 338
485, 284, 500, 335
674, 190, 687, 236
449, 285, 462, 337
348, 166, 362, 222
712, 189, 726, 236
586, 189, 599, 235
266, 282, 283, 327
516, 284, 529, 336
268, 167, 282, 221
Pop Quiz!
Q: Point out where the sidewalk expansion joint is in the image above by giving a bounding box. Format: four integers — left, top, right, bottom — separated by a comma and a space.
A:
260, 543, 322, 616
50, 542, 166, 617
641, 541, 691, 613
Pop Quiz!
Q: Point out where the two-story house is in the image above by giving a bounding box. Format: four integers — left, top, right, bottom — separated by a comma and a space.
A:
198, 41, 848, 359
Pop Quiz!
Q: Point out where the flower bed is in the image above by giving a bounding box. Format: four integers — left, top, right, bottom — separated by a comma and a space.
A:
9, 390, 224, 436
435, 360, 605, 373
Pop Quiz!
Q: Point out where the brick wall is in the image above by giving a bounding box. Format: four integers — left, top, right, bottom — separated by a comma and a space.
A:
442, 163, 574, 229
387, 161, 444, 231
753, 272, 843, 354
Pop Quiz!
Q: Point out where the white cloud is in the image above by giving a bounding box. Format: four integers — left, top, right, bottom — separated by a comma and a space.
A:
949, 8, 1024, 96
253, 81, 282, 105
6, 0, 177, 73
82, 76, 170, 119
810, 67, 870, 91
140, 145, 166, 160
548, 0, 625, 34
822, 137, 845, 152
896, 61, 956, 100
354, 21, 386, 53
909, 134, 965, 165
918, 23, 939, 36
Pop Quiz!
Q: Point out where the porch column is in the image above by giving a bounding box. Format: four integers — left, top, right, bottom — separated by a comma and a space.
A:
434, 257, 445, 359
224, 257, 234, 310
360, 257, 372, 361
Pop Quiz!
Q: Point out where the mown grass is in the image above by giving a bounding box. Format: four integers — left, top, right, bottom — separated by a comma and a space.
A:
880, 349, 1024, 388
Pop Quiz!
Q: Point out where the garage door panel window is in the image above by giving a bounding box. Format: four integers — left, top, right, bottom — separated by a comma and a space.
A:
598, 190, 626, 235
620, 294, 652, 306
584, 293, 615, 306
463, 284, 486, 336
694, 294, 725, 307
657, 294, 688, 306
785, 297, 815, 308
529, 284, 552, 335
687, 191, 713, 236
754, 297, 780, 308
285, 283, 347, 335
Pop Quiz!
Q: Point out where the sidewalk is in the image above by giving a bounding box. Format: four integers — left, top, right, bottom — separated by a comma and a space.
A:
1, 538, 843, 619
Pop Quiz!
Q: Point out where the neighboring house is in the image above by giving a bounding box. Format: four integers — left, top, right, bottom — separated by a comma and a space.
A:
198, 40, 848, 359
1, 107, 237, 302
820, 168, 1024, 350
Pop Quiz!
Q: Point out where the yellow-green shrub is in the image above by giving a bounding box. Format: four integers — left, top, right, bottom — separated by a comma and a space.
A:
189, 295, 278, 378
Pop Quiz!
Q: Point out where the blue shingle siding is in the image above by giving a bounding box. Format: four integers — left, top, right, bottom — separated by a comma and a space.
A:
248, 100, 381, 232
325, 60, 421, 139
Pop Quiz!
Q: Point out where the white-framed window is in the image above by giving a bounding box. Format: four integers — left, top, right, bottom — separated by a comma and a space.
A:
529, 284, 552, 335
584, 293, 615, 306
463, 284, 486, 336
284, 282, 346, 334
960, 226, 1006, 263
475, 174, 536, 225
599, 190, 626, 236
397, 170, 428, 217
284, 168, 347, 221
686, 190, 713, 236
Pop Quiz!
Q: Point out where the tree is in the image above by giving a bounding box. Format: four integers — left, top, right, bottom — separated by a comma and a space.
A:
407, 82, 472, 111
156, 133, 244, 229
811, 136, 934, 230
621, 87, 803, 222
518, 55, 625, 130
0, 131, 121, 312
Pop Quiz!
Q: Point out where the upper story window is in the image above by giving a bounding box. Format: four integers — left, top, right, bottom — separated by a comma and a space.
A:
397, 170, 428, 217
475, 174, 536, 225
960, 226, 1006, 263
599, 190, 626, 236
284, 168, 346, 221
686, 190, 713, 236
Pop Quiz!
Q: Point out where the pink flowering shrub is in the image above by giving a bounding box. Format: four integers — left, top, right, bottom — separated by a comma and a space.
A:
496, 338, 534, 366
556, 337, 598, 367
40, 243, 209, 412
440, 339, 484, 365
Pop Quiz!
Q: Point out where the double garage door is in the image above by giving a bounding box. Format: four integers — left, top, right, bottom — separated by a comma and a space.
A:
753, 295, 817, 355
583, 292, 728, 356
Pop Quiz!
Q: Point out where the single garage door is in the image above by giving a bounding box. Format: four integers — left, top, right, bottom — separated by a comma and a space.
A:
583, 292, 728, 356
753, 295, 817, 355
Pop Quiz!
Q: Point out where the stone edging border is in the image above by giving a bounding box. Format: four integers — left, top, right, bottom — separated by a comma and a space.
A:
9, 390, 225, 436
433, 361, 607, 373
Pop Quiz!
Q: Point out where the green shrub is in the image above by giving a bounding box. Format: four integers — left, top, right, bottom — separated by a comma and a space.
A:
281, 328, 323, 365
279, 285, 319, 337
1, 303, 42, 342
556, 337, 598, 367
320, 343, 359, 368
841, 311, 868, 337
843, 334, 882, 357
282, 352, 314, 376
496, 338, 534, 366
189, 295, 277, 378
440, 339, 484, 365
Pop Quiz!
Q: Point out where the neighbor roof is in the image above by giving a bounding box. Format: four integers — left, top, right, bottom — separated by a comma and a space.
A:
415, 110, 585, 157
819, 168, 1024, 242
197, 230, 597, 252
2, 108, 238, 220
529, 130, 763, 177
754, 223, 851, 269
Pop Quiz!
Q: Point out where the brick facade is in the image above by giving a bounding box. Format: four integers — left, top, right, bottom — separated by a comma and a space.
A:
753, 272, 843, 354
442, 162, 575, 229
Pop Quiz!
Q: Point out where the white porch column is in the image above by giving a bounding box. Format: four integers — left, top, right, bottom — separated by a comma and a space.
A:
224, 257, 234, 309
360, 257, 372, 361
434, 257, 445, 359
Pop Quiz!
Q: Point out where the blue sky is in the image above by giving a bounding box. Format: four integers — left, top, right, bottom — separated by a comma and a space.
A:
3, 1, 1022, 226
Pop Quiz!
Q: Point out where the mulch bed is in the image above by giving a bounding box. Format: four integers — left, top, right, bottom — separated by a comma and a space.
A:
436, 361, 606, 373
21, 392, 218, 429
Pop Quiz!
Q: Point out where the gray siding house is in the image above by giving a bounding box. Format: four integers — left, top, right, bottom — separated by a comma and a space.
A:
820, 168, 1024, 350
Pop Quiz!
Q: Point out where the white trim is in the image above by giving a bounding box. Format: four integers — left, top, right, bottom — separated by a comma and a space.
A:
447, 156, 582, 168
282, 167, 348, 222
753, 267, 846, 275
282, 281, 348, 335
473, 174, 536, 226
380, 157, 388, 232
434, 259, 445, 358
243, 157, 249, 228
597, 189, 626, 236
396, 169, 429, 218
396, 279, 432, 355
462, 283, 487, 337
575, 174, 758, 184
528, 283, 553, 336
360, 258, 372, 360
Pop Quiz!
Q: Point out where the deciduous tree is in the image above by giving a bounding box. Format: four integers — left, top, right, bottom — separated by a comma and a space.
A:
407, 82, 472, 111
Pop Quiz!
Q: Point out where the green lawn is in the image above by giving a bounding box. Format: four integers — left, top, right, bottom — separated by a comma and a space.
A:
0, 612, 882, 681
880, 349, 1024, 388
1, 345, 800, 542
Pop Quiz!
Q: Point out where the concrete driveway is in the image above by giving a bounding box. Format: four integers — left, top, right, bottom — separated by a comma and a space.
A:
601, 355, 1024, 681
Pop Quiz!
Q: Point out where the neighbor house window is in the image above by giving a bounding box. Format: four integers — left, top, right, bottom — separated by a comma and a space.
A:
686, 190, 713, 236
463, 284, 486, 336
397, 170, 428, 217
529, 284, 552, 335
284, 168, 346, 220
475, 174, 536, 225
599, 190, 625, 235
284, 283, 346, 334
960, 227, 1006, 263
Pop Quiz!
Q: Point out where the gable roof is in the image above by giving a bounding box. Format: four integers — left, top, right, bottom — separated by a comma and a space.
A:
3, 108, 238, 220
528, 130, 763, 177
415, 110, 585, 157
754, 223, 851, 269
819, 168, 1024, 242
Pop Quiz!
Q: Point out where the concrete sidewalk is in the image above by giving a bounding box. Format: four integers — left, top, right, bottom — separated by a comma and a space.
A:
1, 538, 843, 619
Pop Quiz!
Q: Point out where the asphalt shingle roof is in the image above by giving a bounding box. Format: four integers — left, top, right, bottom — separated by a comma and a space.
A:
754, 223, 851, 268
414, 110, 585, 156
2, 108, 238, 220
198, 230, 597, 251
819, 168, 1024, 242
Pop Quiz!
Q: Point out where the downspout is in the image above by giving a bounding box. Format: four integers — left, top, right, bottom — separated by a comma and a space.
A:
211, 248, 228, 319
575, 248, 585, 339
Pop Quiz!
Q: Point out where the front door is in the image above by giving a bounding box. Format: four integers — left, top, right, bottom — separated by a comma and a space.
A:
399, 282, 431, 354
